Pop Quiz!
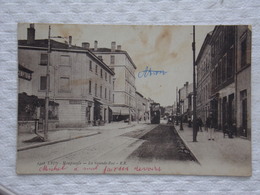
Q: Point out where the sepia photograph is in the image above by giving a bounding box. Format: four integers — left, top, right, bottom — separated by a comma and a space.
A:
17, 23, 251, 176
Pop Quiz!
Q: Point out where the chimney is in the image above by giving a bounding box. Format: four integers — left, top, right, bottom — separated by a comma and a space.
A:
94, 40, 98, 51
69, 36, 72, 47
27, 23, 35, 45
111, 41, 116, 52
117, 45, 121, 50
82, 42, 90, 49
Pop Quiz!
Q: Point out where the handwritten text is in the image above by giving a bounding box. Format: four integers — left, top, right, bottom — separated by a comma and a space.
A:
138, 66, 167, 78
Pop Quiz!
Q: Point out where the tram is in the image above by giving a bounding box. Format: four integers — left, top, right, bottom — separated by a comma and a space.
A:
150, 103, 161, 124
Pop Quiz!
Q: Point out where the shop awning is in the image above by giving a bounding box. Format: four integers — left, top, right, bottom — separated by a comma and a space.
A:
110, 107, 130, 115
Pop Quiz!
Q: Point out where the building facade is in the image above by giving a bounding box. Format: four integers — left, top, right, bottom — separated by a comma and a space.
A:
135, 91, 149, 122
91, 41, 137, 121
210, 26, 236, 131
196, 25, 251, 139
235, 26, 251, 139
196, 32, 212, 124
18, 25, 114, 131
178, 82, 193, 122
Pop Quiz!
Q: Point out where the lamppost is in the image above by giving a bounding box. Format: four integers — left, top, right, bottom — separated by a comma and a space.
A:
44, 25, 68, 141
44, 25, 51, 141
128, 106, 132, 125
176, 87, 179, 126
192, 25, 198, 142
180, 100, 184, 130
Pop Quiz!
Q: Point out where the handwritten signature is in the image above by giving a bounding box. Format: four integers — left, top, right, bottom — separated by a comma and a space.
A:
138, 66, 167, 78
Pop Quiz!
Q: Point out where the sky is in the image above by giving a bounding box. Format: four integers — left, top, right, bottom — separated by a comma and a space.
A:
18, 24, 214, 106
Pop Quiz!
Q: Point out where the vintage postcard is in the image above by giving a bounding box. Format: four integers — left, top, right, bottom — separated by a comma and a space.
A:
17, 24, 251, 176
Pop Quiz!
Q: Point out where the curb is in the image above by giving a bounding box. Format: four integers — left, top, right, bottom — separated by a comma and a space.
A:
119, 124, 136, 129
17, 132, 100, 152
172, 125, 201, 165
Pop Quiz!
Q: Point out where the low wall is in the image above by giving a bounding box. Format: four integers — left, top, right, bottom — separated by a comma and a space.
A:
18, 120, 59, 133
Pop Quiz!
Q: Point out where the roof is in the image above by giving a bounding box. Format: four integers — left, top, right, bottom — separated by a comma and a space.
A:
195, 31, 212, 64
91, 48, 137, 69
18, 39, 115, 76
18, 39, 82, 50
136, 91, 144, 98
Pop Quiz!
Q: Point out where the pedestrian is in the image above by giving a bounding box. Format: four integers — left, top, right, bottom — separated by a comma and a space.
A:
197, 117, 203, 132
206, 114, 214, 140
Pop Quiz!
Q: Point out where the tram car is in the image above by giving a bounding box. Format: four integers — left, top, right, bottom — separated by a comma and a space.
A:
150, 103, 161, 124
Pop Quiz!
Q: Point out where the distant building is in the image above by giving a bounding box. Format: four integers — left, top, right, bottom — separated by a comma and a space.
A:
178, 82, 193, 122
18, 24, 114, 131
91, 41, 137, 121
164, 105, 173, 116
135, 91, 149, 121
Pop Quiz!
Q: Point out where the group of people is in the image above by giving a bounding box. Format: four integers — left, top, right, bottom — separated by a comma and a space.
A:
196, 115, 215, 141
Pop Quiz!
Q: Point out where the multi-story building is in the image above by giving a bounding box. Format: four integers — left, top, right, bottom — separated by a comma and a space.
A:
91, 41, 137, 121
210, 26, 237, 131
196, 32, 212, 124
235, 26, 251, 139
18, 24, 114, 132
196, 25, 251, 139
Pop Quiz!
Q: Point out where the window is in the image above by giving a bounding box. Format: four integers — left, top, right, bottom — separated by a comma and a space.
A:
95, 83, 97, 96
100, 68, 103, 78
241, 38, 247, 68
227, 47, 234, 78
110, 55, 115, 64
222, 55, 227, 82
60, 55, 70, 66
40, 76, 47, 90
100, 85, 102, 98
105, 72, 107, 81
105, 88, 107, 99
211, 45, 215, 57
59, 77, 70, 92
109, 90, 111, 101
217, 65, 221, 86
40, 54, 48, 66
89, 61, 92, 71
95, 65, 98, 74
89, 80, 92, 94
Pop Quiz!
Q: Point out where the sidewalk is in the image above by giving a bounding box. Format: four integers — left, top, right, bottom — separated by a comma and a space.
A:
175, 123, 251, 176
17, 121, 138, 151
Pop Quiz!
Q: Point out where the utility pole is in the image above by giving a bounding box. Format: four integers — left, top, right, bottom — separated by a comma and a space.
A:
192, 25, 198, 142
44, 25, 51, 141
176, 87, 179, 126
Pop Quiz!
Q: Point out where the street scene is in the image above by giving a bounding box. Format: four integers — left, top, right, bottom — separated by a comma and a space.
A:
17, 24, 251, 176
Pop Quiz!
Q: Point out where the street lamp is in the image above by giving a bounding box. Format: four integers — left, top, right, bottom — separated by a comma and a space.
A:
192, 25, 198, 142
180, 100, 184, 131
44, 25, 51, 141
44, 25, 69, 141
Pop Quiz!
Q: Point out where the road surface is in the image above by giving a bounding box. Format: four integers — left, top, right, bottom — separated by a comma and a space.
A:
17, 122, 198, 174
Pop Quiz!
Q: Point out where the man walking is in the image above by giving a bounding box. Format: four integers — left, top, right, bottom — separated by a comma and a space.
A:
206, 114, 214, 141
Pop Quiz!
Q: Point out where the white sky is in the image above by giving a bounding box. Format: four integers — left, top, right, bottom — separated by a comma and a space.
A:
18, 24, 214, 106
